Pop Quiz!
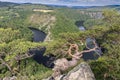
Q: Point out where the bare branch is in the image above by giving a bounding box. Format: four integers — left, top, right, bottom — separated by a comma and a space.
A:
52, 38, 101, 79
67, 39, 99, 60
67, 44, 80, 59
77, 39, 99, 56
85, 42, 91, 49
0, 56, 13, 74
15, 53, 35, 61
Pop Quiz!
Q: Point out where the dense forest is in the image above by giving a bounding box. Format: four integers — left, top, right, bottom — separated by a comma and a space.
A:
0, 1, 120, 80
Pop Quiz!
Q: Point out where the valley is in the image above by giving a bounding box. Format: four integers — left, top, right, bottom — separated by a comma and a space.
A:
0, 1, 120, 80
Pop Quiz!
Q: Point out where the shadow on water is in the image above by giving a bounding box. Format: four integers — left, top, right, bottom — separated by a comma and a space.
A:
28, 27, 56, 68
75, 20, 86, 31
28, 47, 56, 68
75, 21, 103, 60
75, 21, 84, 26
82, 38, 103, 61
28, 25, 103, 67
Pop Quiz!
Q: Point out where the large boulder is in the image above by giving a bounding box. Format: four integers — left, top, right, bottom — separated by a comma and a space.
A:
43, 62, 96, 80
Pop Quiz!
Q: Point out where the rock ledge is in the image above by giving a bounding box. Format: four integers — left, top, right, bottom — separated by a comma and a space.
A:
43, 62, 96, 80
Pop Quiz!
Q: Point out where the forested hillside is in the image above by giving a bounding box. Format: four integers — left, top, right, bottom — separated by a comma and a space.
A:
0, 2, 120, 80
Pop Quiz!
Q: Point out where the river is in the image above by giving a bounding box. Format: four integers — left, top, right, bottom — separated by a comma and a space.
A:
28, 24, 102, 64
28, 27, 55, 68
29, 27, 46, 42
75, 20, 102, 60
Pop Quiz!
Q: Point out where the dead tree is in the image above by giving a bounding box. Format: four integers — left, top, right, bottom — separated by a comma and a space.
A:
0, 47, 36, 75
52, 39, 100, 78
0, 54, 13, 75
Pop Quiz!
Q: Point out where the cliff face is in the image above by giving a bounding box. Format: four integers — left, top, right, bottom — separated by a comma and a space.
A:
43, 62, 96, 80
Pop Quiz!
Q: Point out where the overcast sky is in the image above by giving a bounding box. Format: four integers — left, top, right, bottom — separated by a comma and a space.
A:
0, 0, 120, 6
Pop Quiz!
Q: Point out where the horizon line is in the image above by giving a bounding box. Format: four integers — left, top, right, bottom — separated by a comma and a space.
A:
0, 1, 120, 7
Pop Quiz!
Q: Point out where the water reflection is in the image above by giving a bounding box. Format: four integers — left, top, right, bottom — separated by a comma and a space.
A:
79, 26, 86, 31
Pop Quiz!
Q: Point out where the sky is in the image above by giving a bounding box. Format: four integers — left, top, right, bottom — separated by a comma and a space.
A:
0, 0, 120, 6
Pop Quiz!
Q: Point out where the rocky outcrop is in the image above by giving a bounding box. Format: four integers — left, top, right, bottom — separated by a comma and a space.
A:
3, 76, 17, 80
2, 76, 29, 80
2, 62, 95, 80
43, 62, 95, 80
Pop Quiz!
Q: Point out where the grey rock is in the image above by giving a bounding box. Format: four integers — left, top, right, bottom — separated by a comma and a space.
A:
3, 76, 17, 80
43, 62, 96, 80
63, 62, 95, 80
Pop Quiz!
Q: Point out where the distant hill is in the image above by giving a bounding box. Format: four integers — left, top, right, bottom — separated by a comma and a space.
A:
104, 5, 120, 10
105, 5, 120, 8
70, 5, 120, 9
44, 4, 95, 9
0, 1, 19, 7
0, 1, 120, 11
42, 4, 120, 10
